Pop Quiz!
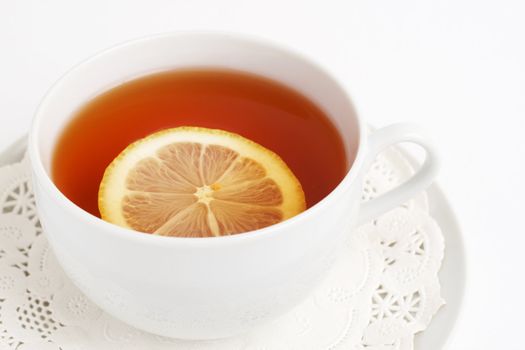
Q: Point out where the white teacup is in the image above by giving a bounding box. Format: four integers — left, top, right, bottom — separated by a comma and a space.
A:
28, 32, 439, 340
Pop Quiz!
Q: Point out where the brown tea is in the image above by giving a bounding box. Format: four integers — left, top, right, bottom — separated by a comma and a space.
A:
52, 69, 349, 217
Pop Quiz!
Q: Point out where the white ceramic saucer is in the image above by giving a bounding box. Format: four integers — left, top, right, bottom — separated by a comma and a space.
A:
0, 137, 466, 349
413, 167, 466, 349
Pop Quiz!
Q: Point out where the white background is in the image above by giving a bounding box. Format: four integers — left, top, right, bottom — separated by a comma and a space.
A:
1, 1, 524, 349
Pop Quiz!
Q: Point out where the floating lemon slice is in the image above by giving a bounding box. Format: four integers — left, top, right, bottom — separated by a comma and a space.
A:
98, 127, 306, 237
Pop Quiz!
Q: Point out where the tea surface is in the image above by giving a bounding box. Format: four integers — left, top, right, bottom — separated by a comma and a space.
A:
52, 69, 349, 216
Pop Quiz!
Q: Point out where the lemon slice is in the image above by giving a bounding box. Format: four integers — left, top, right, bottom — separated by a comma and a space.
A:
98, 127, 306, 237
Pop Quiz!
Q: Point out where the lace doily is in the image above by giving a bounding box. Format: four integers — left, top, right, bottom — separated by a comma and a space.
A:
0, 147, 444, 350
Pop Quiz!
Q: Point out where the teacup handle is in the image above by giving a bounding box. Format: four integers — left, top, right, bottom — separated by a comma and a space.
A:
358, 123, 440, 225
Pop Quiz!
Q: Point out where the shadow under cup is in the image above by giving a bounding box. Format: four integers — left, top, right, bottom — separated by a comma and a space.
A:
28, 33, 363, 339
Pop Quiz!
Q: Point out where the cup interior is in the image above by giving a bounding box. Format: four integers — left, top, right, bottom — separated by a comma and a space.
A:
33, 33, 362, 223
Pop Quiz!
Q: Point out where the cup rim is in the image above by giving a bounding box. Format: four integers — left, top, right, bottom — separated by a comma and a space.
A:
28, 30, 368, 247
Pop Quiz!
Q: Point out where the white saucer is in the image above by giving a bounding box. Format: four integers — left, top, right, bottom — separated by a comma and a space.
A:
0, 137, 466, 349
414, 167, 466, 349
